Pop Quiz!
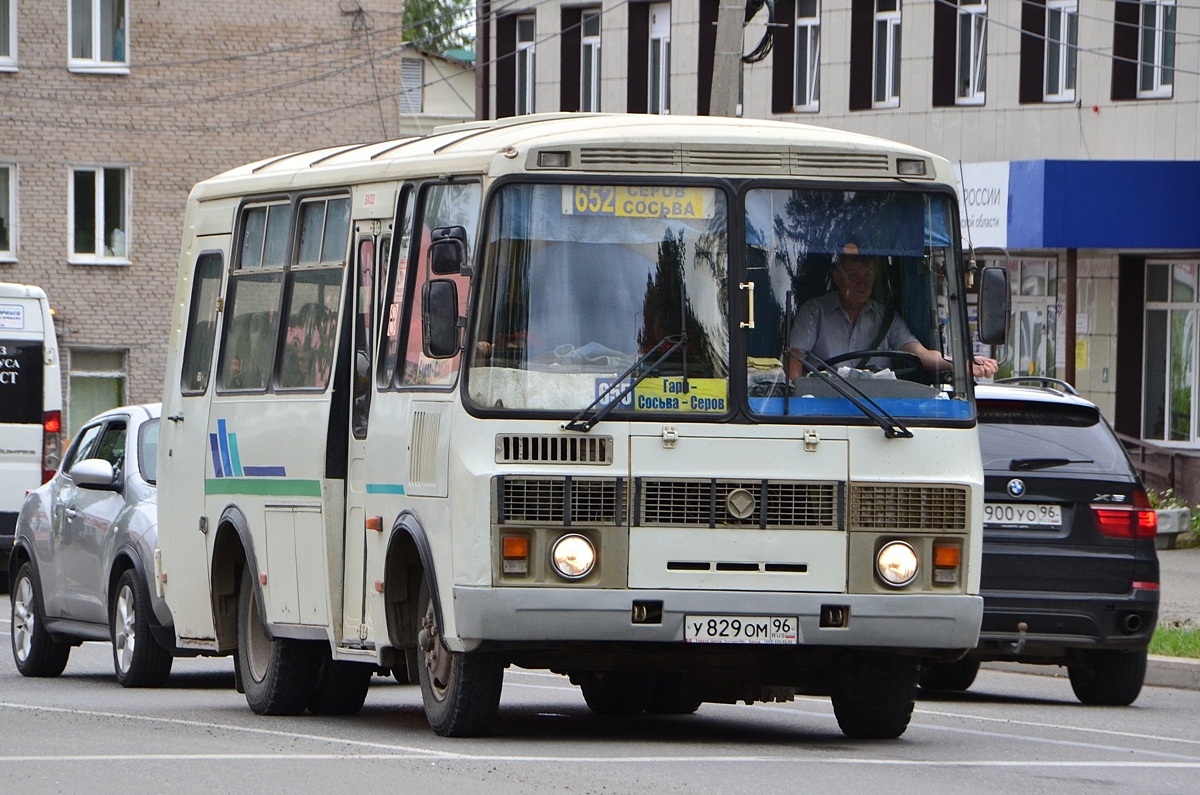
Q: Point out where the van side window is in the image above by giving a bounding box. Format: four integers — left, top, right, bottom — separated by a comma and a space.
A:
399, 182, 481, 387
379, 186, 414, 388
180, 253, 223, 394
219, 201, 291, 392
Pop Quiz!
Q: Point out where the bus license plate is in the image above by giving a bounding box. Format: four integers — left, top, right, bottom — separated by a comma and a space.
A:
684, 615, 799, 645
984, 503, 1062, 527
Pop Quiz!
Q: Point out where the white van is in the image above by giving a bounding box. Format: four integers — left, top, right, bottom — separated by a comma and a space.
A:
1, 283, 63, 590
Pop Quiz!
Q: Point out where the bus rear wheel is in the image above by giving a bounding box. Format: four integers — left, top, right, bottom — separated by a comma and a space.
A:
830, 652, 920, 739
237, 567, 320, 715
416, 574, 503, 737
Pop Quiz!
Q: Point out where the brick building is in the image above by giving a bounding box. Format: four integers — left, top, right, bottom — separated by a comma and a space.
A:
1, 0, 473, 435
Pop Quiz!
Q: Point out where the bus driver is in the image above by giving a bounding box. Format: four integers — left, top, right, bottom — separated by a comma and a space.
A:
786, 243, 999, 381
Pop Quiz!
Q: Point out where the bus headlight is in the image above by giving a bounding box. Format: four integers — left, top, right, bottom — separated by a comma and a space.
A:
876, 540, 919, 587
550, 534, 596, 580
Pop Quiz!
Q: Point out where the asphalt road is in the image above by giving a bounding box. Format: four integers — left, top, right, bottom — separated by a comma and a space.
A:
3, 601, 1199, 795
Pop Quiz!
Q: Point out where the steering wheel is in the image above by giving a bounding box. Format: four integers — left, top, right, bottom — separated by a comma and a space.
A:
821, 349, 924, 377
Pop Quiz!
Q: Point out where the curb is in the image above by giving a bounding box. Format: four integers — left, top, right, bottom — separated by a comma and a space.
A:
983, 656, 1200, 691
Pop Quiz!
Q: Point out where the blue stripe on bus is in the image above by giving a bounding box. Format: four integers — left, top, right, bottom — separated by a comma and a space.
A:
209, 433, 225, 478
366, 483, 406, 495
217, 419, 234, 478
243, 466, 287, 477
228, 432, 245, 477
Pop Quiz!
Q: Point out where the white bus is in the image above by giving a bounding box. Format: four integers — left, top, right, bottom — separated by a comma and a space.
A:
1, 283, 63, 592
158, 114, 1008, 738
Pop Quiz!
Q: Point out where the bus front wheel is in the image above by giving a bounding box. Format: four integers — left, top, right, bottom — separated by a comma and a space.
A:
416, 574, 503, 737
829, 652, 920, 739
237, 567, 320, 715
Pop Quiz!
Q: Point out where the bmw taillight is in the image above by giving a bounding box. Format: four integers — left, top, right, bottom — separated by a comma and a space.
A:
42, 410, 62, 483
1091, 490, 1157, 540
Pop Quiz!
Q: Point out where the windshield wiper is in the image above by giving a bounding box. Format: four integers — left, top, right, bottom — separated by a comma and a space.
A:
562, 333, 687, 433
1010, 457, 1093, 471
786, 350, 914, 439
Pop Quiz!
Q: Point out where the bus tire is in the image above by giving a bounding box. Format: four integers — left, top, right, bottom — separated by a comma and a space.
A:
1068, 649, 1147, 706
417, 574, 503, 737
577, 671, 653, 715
308, 649, 372, 716
646, 673, 701, 715
830, 652, 919, 740
10, 562, 71, 678
237, 567, 320, 715
919, 656, 980, 692
111, 568, 173, 688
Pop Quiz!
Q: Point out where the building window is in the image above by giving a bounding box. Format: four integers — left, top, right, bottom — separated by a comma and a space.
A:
794, 0, 821, 111
956, 0, 987, 104
68, 348, 127, 437
515, 15, 535, 115
580, 10, 601, 112
0, 164, 13, 260
399, 57, 423, 114
70, 167, 129, 264
69, 0, 128, 73
1143, 262, 1199, 442
1138, 0, 1176, 98
1044, 1, 1078, 101
648, 2, 671, 114
1, 0, 16, 70
871, 1, 901, 108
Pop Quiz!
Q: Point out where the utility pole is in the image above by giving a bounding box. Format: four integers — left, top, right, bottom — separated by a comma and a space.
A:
709, 0, 743, 117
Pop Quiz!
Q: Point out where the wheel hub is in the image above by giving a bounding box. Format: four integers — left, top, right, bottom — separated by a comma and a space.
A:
12, 576, 35, 663
244, 584, 272, 682
421, 599, 453, 700
114, 584, 137, 674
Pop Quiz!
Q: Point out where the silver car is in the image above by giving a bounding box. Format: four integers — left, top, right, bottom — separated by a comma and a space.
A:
8, 403, 174, 686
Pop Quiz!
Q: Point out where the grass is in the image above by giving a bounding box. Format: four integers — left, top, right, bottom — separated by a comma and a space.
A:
1149, 622, 1200, 658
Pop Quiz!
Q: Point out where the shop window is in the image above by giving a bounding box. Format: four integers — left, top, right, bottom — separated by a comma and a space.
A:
70, 166, 129, 264
516, 15, 536, 115
984, 258, 1059, 382
0, 164, 13, 260
1, 0, 15, 69
399, 58, 423, 114
68, 348, 126, 437
70, 0, 128, 73
1143, 261, 1199, 442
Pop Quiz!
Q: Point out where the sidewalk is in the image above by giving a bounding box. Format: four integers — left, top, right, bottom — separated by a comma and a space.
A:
984, 546, 1200, 690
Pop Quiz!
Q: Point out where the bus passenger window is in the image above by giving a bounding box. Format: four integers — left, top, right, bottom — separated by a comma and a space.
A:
278, 268, 342, 390
379, 186, 414, 388
180, 253, 223, 394
353, 236, 376, 436
218, 271, 283, 392
298, 197, 351, 265
400, 182, 481, 387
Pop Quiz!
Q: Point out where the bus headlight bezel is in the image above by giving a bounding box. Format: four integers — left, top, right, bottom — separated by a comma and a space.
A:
550, 533, 596, 580
876, 540, 919, 588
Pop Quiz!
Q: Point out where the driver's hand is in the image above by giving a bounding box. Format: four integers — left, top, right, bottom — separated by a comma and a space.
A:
971, 356, 999, 379
476, 341, 494, 356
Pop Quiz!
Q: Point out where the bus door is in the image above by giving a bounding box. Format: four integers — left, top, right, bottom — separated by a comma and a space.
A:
341, 182, 395, 644
160, 246, 227, 640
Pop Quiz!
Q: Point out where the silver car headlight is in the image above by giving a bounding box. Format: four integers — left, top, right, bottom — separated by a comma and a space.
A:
550, 534, 596, 580
876, 540, 919, 587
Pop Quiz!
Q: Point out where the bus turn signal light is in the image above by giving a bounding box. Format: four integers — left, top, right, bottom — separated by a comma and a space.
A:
933, 545, 960, 569
502, 535, 529, 575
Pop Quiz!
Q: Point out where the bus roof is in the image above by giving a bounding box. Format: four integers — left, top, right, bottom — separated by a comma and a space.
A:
189, 113, 954, 201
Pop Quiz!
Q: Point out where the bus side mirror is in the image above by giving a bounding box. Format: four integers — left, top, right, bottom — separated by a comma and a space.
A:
977, 266, 1010, 345
422, 279, 461, 359
429, 226, 470, 276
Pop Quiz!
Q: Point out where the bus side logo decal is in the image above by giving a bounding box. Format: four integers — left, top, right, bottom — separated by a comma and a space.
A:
209, 418, 286, 478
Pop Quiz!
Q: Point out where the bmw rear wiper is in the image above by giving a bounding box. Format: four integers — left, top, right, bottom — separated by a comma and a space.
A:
562, 333, 687, 433
1010, 457, 1094, 471
786, 350, 913, 439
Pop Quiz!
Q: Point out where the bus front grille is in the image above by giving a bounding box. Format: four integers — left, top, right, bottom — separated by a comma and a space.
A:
850, 484, 969, 530
495, 434, 613, 465
637, 479, 842, 530
497, 476, 625, 526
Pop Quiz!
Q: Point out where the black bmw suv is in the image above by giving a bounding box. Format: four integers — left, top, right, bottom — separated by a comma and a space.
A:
922, 378, 1159, 705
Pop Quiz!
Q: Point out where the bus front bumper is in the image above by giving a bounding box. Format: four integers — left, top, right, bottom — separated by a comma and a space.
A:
452, 586, 983, 651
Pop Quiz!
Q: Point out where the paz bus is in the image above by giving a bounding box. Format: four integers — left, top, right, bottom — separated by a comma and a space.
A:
157, 114, 1008, 738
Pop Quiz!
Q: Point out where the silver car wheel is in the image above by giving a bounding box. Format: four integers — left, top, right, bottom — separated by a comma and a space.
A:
113, 583, 137, 674
12, 574, 35, 663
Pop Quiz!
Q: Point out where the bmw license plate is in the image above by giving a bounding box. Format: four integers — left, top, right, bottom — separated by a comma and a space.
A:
984, 503, 1062, 527
684, 615, 799, 644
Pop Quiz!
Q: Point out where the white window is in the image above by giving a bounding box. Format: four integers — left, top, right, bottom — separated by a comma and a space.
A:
956, 0, 986, 104
580, 10, 601, 112
516, 15, 535, 115
68, 349, 127, 437
69, 0, 128, 73
794, 0, 820, 111
1044, 1, 1078, 102
1, 0, 16, 70
400, 57, 423, 114
649, 3, 671, 115
1143, 262, 1200, 442
0, 164, 14, 260
70, 166, 130, 264
1138, 0, 1176, 98
872, 0, 901, 108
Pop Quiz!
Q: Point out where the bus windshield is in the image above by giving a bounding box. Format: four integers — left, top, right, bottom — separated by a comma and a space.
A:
468, 183, 730, 415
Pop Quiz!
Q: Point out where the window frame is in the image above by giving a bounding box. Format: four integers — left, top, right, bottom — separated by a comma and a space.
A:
580, 9, 602, 113
872, 0, 901, 109
66, 348, 128, 437
955, 0, 987, 105
1, 0, 16, 70
1043, 0, 1078, 102
648, 2, 671, 115
794, 0, 821, 112
68, 165, 131, 266
1142, 260, 1199, 443
179, 251, 225, 396
515, 14, 536, 115
68, 0, 129, 74
0, 162, 15, 261
1137, 0, 1176, 99
399, 57, 424, 114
